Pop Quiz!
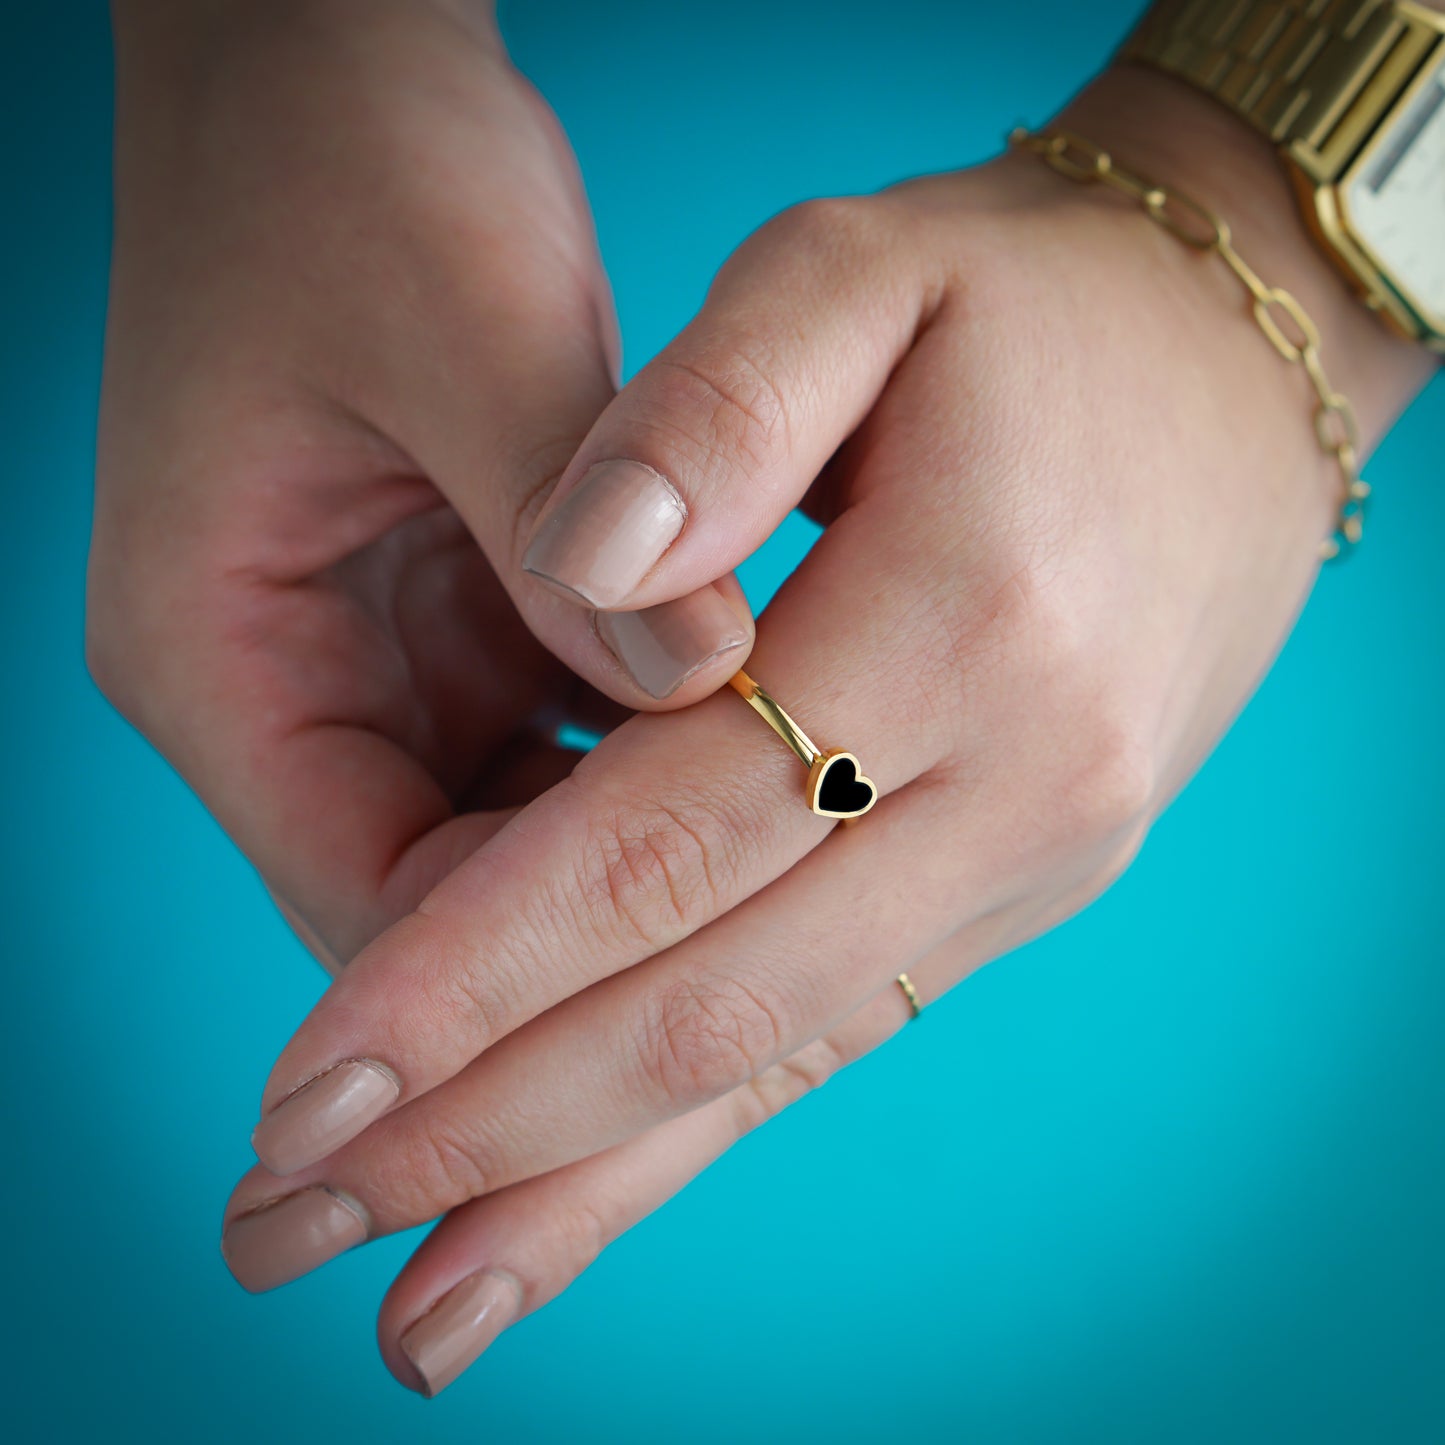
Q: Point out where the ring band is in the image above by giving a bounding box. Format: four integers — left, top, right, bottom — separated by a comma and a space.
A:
728, 669, 879, 820
895, 972, 922, 1019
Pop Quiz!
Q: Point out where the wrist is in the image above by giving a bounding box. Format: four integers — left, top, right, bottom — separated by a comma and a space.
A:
110, 0, 504, 76
1044, 62, 1437, 451
108, 0, 510, 184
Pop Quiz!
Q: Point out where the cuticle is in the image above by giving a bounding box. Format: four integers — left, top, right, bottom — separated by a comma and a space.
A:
589, 457, 689, 522
318, 1183, 373, 1235
227, 1182, 373, 1237
269, 1055, 401, 1114
659, 633, 750, 697
402, 1265, 527, 1343
522, 564, 598, 606
656, 469, 689, 523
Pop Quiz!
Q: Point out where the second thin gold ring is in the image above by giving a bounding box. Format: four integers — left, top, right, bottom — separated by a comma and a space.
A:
728, 669, 879, 820
896, 972, 923, 1019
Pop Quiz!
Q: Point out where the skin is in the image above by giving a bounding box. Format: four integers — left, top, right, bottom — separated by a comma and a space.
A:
93, 0, 1437, 1399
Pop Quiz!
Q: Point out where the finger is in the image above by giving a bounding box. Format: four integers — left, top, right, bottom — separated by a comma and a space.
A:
504, 196, 938, 704
220, 812, 1119, 1294
377, 977, 916, 1397
243, 490, 961, 1179
221, 790, 944, 1292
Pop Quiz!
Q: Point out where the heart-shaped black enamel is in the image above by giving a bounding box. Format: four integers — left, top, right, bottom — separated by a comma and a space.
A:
811, 751, 878, 819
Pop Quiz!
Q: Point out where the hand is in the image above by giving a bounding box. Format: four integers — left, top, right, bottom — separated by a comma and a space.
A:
87, 0, 755, 970
218, 63, 1434, 1393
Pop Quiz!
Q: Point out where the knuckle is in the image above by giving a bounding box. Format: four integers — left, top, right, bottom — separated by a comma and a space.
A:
1103, 816, 1151, 882
1066, 710, 1157, 842
571, 790, 734, 955
636, 972, 788, 1110
552, 1192, 613, 1277
950, 553, 1158, 846
993, 553, 1086, 671
404, 911, 513, 1052
731, 1031, 850, 1136
939, 545, 1066, 686
647, 346, 790, 477
1069, 817, 1153, 918
370, 1109, 490, 1223
761, 195, 889, 266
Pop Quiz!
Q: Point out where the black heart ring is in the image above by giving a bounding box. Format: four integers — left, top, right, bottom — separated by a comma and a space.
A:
727, 669, 879, 821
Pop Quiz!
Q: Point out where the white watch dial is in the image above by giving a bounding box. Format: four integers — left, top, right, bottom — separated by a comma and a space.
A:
1342, 52, 1445, 325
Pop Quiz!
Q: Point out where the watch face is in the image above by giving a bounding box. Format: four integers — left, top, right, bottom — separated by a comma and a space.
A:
1341, 51, 1445, 331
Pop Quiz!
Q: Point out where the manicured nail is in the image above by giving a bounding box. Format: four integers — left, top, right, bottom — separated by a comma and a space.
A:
400, 1268, 522, 1398
594, 583, 752, 699
251, 1058, 400, 1176
221, 1187, 368, 1293
522, 460, 686, 607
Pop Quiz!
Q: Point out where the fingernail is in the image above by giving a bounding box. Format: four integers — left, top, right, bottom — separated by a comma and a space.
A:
594, 583, 753, 699
221, 1187, 368, 1293
251, 1058, 400, 1176
522, 460, 686, 607
400, 1268, 522, 1398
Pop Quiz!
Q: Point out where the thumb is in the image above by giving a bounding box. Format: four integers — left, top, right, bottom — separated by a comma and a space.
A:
519, 196, 937, 699
383, 225, 762, 711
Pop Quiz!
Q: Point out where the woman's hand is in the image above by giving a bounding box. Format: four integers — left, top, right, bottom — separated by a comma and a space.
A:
217, 65, 1434, 1390
87, 0, 755, 969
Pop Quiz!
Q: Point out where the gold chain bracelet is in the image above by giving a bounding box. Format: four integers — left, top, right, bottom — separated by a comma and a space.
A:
1009, 126, 1368, 562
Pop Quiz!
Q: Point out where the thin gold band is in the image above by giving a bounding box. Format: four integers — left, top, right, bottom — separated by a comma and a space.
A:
896, 972, 923, 1020
727, 670, 819, 766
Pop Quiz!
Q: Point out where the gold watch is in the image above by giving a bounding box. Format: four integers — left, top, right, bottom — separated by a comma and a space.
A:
1120, 0, 1445, 354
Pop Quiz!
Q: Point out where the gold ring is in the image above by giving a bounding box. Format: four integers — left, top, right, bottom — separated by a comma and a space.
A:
728, 669, 878, 820
896, 972, 922, 1019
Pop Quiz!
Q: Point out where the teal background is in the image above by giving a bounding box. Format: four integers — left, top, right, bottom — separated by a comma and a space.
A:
4, 1, 1443, 1440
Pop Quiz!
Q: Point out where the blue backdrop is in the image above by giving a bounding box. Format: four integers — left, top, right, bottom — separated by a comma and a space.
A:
4, 2, 1443, 1441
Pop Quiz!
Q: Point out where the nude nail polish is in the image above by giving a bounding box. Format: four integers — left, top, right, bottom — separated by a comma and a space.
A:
221, 1187, 368, 1294
594, 583, 753, 698
522, 460, 686, 607
250, 1058, 400, 1176
400, 1269, 522, 1398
